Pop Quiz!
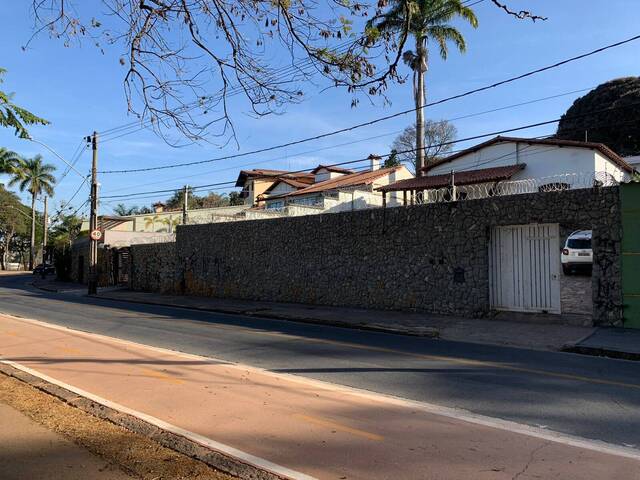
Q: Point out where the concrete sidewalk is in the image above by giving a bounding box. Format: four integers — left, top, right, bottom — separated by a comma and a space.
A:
1, 313, 638, 480
0, 400, 132, 480
29, 278, 597, 351
99, 288, 595, 352
567, 327, 640, 360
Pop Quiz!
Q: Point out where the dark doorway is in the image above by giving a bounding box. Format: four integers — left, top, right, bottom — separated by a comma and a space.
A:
78, 255, 84, 284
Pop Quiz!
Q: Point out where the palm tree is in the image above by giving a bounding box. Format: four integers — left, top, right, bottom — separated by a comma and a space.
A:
144, 215, 160, 232
9, 155, 56, 269
0, 147, 19, 175
369, 0, 477, 174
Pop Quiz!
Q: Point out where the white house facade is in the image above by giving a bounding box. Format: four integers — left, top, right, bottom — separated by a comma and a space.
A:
378, 136, 635, 203
259, 159, 413, 214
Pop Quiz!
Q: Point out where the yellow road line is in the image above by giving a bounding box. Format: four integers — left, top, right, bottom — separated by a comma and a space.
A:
139, 367, 184, 385
229, 327, 640, 391
2, 311, 639, 391
293, 413, 383, 441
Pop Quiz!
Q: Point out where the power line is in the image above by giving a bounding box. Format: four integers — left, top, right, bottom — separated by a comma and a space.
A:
98, 33, 640, 175
57, 143, 88, 185
99, 98, 640, 203
55, 180, 89, 217
100, 85, 596, 195
97, 0, 484, 142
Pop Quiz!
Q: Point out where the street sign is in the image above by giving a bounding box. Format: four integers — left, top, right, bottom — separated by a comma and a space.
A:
90, 229, 103, 241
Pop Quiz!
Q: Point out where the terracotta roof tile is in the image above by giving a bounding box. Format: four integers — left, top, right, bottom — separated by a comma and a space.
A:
235, 169, 314, 187
310, 165, 355, 174
378, 164, 525, 192
270, 167, 404, 199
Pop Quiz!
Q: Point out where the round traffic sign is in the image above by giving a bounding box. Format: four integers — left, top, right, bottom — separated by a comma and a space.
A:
90, 229, 103, 241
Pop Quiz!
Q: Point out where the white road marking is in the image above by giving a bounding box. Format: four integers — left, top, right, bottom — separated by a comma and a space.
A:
0, 358, 316, 480
2, 312, 640, 462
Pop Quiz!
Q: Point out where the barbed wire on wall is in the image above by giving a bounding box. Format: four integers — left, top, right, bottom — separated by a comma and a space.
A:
412, 171, 620, 205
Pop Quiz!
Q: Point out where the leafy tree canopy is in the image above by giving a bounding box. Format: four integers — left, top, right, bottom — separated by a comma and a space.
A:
164, 189, 238, 210
49, 213, 82, 249
556, 77, 640, 156
0, 68, 49, 139
0, 184, 33, 269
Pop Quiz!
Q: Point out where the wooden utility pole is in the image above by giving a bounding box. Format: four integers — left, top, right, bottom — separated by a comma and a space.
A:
88, 132, 99, 295
43, 196, 48, 262
182, 185, 189, 225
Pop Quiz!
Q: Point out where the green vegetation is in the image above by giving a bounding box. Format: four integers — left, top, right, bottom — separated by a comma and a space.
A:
8, 155, 56, 269
0, 184, 32, 270
0, 148, 20, 174
556, 77, 640, 156
0, 68, 49, 139
369, 0, 477, 173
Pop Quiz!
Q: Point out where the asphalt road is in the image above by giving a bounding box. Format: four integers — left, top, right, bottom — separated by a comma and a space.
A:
1, 273, 639, 450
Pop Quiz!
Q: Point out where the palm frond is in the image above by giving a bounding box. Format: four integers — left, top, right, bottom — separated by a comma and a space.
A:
428, 25, 467, 58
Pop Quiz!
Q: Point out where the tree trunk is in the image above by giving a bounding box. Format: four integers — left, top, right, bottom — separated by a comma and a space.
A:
29, 193, 36, 270
414, 36, 427, 176
1, 229, 14, 270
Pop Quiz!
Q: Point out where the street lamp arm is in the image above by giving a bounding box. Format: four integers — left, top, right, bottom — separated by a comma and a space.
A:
29, 138, 89, 185
0, 205, 43, 225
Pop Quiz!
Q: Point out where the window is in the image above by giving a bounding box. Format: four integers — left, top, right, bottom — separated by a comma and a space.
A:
293, 196, 321, 206
567, 238, 591, 249
267, 200, 284, 209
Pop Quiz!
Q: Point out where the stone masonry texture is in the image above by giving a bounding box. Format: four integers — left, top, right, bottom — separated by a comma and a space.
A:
129, 187, 623, 325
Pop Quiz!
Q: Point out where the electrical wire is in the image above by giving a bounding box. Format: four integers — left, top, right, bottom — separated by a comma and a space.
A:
100, 85, 596, 195
97, 0, 484, 142
97, 33, 640, 175
99, 100, 640, 202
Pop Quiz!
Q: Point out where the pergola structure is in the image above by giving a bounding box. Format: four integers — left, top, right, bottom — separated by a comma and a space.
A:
376, 164, 526, 207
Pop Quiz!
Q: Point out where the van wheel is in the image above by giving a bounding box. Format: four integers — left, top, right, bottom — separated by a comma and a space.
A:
562, 265, 571, 275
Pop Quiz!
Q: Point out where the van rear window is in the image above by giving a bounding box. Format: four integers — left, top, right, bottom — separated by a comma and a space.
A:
567, 238, 591, 249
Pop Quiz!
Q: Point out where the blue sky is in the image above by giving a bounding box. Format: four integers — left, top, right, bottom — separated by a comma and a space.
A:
1, 0, 638, 215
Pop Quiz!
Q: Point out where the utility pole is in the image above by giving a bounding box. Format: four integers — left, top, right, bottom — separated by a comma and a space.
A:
43, 196, 48, 262
88, 132, 99, 295
182, 185, 189, 225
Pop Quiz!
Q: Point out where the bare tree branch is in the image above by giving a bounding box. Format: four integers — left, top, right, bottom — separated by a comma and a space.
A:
26, 0, 545, 146
490, 1, 547, 22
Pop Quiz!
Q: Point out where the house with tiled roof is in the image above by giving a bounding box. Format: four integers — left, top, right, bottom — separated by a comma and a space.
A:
378, 136, 635, 203
260, 157, 412, 212
235, 169, 315, 206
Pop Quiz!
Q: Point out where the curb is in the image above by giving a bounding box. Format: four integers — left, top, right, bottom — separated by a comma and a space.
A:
0, 362, 289, 480
97, 292, 440, 339
561, 345, 640, 362
30, 281, 61, 293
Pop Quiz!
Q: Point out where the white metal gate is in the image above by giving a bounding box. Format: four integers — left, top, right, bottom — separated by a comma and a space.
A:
489, 223, 561, 314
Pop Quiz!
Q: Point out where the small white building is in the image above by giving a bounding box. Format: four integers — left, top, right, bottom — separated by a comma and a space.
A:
379, 136, 635, 202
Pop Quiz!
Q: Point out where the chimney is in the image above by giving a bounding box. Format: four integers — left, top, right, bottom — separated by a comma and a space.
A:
152, 202, 165, 213
368, 154, 381, 171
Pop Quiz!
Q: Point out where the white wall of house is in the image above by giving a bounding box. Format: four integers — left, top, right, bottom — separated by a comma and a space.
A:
267, 182, 298, 197
263, 166, 412, 212
314, 168, 348, 183
428, 143, 630, 187
98, 205, 249, 233
377, 166, 413, 206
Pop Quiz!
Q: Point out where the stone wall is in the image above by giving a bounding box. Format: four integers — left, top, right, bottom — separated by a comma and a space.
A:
130, 242, 178, 294
70, 242, 111, 286
128, 187, 622, 325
